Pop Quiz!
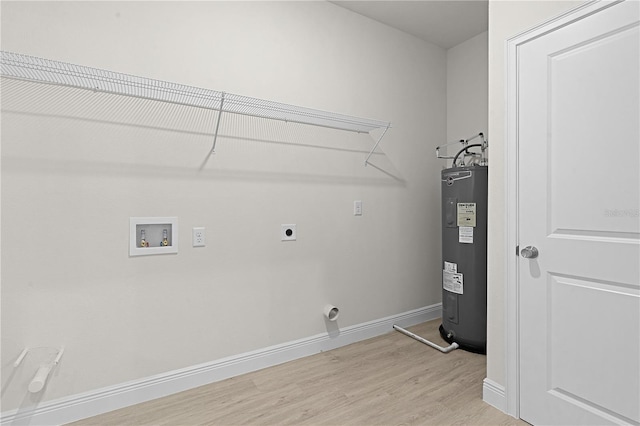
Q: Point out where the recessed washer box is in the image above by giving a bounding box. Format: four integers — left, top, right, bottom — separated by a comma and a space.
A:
130, 217, 178, 256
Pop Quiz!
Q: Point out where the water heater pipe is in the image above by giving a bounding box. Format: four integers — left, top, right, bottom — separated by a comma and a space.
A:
393, 325, 459, 354
452, 143, 483, 168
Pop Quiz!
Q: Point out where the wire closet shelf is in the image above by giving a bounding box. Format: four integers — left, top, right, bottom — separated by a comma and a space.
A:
0, 51, 391, 164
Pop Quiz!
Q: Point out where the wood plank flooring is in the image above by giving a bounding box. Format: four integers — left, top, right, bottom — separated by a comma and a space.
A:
71, 320, 526, 425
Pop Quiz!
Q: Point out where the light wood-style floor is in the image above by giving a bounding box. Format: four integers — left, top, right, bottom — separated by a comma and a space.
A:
71, 320, 527, 425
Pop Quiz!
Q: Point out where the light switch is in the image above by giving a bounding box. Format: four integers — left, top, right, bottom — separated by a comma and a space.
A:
354, 200, 363, 216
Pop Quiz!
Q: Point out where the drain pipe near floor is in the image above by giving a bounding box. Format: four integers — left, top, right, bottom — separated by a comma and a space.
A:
393, 325, 459, 354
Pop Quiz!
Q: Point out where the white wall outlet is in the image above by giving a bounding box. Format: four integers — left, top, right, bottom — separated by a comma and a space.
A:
192, 227, 206, 247
281, 224, 296, 241
354, 200, 363, 216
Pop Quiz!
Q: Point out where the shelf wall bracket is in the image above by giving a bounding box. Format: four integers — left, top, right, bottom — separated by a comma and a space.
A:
364, 124, 390, 166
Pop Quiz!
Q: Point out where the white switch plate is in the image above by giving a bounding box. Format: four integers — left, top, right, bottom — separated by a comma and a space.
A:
281, 224, 296, 241
354, 200, 363, 216
192, 227, 206, 247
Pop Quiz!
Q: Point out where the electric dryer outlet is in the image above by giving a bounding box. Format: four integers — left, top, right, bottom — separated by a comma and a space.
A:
281, 224, 297, 241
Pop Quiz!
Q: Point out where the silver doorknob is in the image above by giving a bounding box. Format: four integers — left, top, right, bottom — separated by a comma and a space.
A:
521, 246, 539, 259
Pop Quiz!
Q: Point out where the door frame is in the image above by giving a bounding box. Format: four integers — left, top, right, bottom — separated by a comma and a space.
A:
503, 0, 624, 418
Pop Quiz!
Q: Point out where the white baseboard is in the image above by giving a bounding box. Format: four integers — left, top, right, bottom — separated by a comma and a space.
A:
483, 378, 507, 413
1, 304, 441, 426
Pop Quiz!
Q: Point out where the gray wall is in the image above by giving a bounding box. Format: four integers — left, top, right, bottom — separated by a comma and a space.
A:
447, 31, 488, 147
1, 1, 447, 410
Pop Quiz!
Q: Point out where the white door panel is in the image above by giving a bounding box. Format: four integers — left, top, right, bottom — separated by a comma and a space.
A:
549, 23, 640, 237
549, 273, 639, 422
518, 1, 640, 425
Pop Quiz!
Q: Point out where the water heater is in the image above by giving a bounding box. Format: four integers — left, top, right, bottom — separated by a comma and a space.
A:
439, 165, 488, 353
393, 133, 488, 355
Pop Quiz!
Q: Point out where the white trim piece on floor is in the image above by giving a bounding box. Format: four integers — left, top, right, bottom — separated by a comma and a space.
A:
0, 304, 441, 426
482, 378, 507, 414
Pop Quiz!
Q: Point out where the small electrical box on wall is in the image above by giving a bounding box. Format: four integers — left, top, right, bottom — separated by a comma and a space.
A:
129, 217, 178, 256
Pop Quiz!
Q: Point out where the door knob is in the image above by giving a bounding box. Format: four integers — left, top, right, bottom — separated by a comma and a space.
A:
521, 246, 539, 259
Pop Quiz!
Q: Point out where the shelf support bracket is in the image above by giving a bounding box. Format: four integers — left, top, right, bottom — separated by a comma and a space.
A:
365, 124, 390, 166
209, 92, 226, 156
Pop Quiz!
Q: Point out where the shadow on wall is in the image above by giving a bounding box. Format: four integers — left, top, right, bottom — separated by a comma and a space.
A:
1, 78, 405, 185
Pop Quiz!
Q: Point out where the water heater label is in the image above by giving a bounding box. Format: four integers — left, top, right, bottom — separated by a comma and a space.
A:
443, 271, 464, 294
459, 226, 474, 244
457, 203, 477, 227
444, 261, 457, 273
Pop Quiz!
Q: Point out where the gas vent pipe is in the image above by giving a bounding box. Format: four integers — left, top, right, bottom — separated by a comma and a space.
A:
393, 325, 459, 354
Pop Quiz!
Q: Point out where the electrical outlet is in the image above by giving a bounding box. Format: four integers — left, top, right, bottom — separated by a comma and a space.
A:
354, 200, 363, 216
281, 224, 296, 241
192, 227, 206, 247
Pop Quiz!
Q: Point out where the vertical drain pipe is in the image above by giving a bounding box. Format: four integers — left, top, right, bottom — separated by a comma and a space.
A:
393, 325, 459, 354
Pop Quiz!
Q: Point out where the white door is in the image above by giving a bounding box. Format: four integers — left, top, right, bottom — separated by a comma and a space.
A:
518, 1, 640, 425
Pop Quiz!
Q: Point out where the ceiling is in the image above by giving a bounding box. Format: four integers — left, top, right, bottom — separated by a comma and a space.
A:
330, 1, 488, 49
